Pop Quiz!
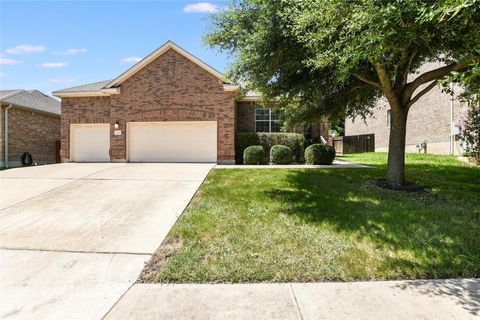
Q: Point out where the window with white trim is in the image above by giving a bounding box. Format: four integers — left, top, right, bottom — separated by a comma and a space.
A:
255, 108, 283, 132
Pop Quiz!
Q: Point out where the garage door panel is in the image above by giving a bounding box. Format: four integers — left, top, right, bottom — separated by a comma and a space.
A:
71, 124, 110, 162
128, 122, 217, 163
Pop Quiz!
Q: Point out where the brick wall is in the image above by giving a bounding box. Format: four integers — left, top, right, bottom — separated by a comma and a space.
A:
236, 102, 257, 132
236, 102, 329, 140
345, 85, 466, 154
5, 107, 60, 165
345, 63, 466, 155
61, 48, 235, 163
0, 105, 3, 165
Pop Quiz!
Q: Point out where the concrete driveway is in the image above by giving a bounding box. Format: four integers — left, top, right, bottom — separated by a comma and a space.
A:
0, 163, 213, 319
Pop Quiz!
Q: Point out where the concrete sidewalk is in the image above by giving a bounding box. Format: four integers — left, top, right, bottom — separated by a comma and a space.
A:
215, 159, 369, 169
104, 279, 479, 320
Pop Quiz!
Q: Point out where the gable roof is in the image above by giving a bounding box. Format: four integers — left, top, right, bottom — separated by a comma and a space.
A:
53, 41, 238, 98
105, 41, 231, 88
0, 90, 61, 116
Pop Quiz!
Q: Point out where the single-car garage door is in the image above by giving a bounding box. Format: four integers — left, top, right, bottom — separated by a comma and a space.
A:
70, 124, 110, 162
127, 121, 217, 162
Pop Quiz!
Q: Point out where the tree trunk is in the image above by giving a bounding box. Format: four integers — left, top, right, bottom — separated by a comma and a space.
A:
386, 107, 409, 187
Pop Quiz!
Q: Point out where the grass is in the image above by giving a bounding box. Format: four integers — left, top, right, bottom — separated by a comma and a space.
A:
147, 153, 480, 283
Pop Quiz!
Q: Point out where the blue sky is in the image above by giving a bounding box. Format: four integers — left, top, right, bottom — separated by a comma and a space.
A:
0, 0, 230, 96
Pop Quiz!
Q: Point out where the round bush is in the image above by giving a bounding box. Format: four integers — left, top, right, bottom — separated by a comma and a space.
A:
243, 145, 264, 165
270, 145, 293, 164
304, 144, 336, 165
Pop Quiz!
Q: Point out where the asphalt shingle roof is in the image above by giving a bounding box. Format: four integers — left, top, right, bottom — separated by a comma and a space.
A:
0, 90, 61, 115
0, 90, 23, 100
52, 79, 113, 93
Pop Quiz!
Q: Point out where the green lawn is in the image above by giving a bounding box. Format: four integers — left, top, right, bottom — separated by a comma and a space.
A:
143, 153, 480, 283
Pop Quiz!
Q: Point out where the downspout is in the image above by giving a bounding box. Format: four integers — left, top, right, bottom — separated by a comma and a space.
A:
450, 83, 455, 155
4, 104, 12, 168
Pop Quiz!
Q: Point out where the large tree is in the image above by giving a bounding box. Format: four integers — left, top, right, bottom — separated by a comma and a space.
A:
206, 0, 480, 187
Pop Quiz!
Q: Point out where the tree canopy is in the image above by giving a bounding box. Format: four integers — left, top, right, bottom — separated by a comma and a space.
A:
206, 0, 480, 186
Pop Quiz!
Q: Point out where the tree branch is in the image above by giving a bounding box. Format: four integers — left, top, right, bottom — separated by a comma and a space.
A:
395, 51, 417, 90
353, 74, 381, 89
407, 80, 438, 108
374, 64, 394, 92
374, 63, 402, 110
403, 60, 472, 102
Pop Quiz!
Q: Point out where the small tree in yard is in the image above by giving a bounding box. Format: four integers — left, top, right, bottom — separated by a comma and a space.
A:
206, 0, 480, 188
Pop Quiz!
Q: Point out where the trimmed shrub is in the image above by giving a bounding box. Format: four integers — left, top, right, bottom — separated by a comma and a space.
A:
304, 144, 336, 165
270, 145, 293, 164
235, 133, 260, 163
236, 132, 304, 163
243, 145, 264, 165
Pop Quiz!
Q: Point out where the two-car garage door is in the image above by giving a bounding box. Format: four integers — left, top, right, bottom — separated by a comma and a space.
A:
70, 121, 217, 163
127, 121, 217, 162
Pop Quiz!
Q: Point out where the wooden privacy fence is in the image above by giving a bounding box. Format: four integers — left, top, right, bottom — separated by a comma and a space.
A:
343, 134, 375, 154
332, 137, 343, 154
330, 134, 375, 154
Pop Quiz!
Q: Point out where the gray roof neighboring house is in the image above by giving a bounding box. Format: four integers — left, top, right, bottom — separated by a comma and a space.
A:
0, 90, 61, 116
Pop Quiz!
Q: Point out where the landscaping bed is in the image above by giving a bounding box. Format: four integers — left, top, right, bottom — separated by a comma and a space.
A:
140, 153, 480, 283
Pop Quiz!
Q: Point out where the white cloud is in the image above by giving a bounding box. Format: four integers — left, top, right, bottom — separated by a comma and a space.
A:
53, 48, 87, 56
0, 57, 22, 65
183, 2, 218, 13
5, 44, 46, 54
0, 72, 6, 77
38, 62, 68, 68
121, 57, 142, 63
51, 78, 75, 84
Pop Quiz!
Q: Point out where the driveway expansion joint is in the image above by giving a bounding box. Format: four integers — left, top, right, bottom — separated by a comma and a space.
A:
289, 283, 305, 320
0, 247, 153, 256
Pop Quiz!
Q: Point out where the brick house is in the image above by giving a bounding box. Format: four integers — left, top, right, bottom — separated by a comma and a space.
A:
1, 90, 61, 167
345, 63, 466, 155
53, 41, 328, 164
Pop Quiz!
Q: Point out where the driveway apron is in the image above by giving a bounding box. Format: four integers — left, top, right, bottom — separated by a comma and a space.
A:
0, 163, 213, 319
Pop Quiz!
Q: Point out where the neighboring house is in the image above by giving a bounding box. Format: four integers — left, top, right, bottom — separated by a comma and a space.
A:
53, 41, 328, 164
345, 63, 466, 155
1, 90, 61, 167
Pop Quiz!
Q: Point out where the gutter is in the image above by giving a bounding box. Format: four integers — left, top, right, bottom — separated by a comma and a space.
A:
4, 104, 12, 167
52, 87, 120, 98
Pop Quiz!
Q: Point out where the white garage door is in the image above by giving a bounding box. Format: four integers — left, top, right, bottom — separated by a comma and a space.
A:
70, 124, 110, 162
128, 121, 217, 162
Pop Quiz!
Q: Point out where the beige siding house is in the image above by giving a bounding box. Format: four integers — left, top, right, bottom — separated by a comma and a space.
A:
345, 63, 467, 155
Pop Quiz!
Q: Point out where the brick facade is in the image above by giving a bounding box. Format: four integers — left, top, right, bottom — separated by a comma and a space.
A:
236, 101, 259, 133
345, 63, 467, 155
1, 106, 60, 166
345, 84, 466, 155
0, 106, 3, 165
236, 101, 329, 141
61, 48, 235, 163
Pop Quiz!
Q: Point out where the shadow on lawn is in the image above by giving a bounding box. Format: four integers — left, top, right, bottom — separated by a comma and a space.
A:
264, 163, 480, 279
